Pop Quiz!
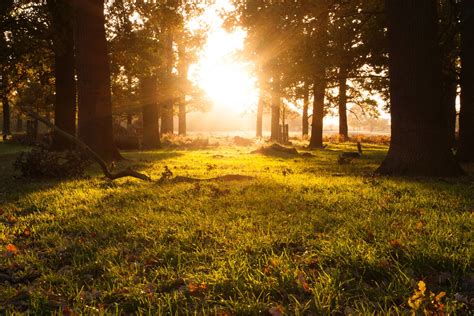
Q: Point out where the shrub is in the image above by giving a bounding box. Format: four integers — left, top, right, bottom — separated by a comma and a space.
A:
13, 146, 90, 179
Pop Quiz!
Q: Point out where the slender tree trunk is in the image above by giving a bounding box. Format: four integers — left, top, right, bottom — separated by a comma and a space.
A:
178, 101, 186, 136
441, 67, 457, 149
338, 66, 349, 141
73, 0, 121, 161
458, 0, 474, 162
377, 0, 462, 176
141, 76, 160, 149
2, 88, 10, 141
16, 116, 23, 132
270, 75, 281, 142
49, 0, 76, 150
308, 0, 329, 149
256, 95, 264, 138
302, 82, 309, 138
127, 113, 132, 127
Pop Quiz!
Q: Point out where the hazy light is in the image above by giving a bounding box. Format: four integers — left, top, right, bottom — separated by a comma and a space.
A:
188, 0, 259, 114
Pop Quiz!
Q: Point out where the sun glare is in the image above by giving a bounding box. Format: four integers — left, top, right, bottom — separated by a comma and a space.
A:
188, 1, 259, 114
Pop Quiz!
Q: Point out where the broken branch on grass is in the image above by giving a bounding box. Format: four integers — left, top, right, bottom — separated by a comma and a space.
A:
20, 109, 151, 181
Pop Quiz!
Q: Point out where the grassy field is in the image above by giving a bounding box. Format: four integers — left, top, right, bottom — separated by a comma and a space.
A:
0, 140, 473, 315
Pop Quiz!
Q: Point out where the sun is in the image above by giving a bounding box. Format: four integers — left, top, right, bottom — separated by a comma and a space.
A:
188, 2, 259, 114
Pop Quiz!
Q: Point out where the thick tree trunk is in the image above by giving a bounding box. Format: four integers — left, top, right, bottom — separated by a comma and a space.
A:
49, 0, 76, 150
338, 66, 349, 141
270, 75, 281, 142
73, 0, 121, 161
308, 1, 329, 149
378, 0, 462, 176
302, 82, 309, 138
458, 0, 474, 162
161, 29, 174, 135
140, 76, 160, 149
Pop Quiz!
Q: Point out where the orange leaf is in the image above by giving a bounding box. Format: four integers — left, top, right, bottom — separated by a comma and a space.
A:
269, 305, 285, 316
6, 243, 18, 254
23, 228, 31, 237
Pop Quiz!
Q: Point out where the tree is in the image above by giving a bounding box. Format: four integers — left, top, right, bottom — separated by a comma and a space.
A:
308, 0, 330, 149
74, 0, 121, 161
48, 0, 76, 149
457, 0, 474, 162
140, 76, 161, 148
377, 0, 463, 176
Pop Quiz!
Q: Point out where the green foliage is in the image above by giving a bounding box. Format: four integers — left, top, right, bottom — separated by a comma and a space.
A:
0, 142, 473, 314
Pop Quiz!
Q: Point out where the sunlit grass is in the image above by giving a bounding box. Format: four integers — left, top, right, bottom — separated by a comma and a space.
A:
0, 142, 473, 314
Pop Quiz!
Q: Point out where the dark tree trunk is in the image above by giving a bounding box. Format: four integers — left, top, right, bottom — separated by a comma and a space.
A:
302, 82, 309, 138
161, 101, 173, 134
338, 66, 349, 141
256, 96, 264, 138
308, 1, 329, 149
49, 0, 76, 150
178, 101, 186, 136
309, 76, 325, 148
378, 0, 462, 176
73, 0, 121, 161
270, 75, 281, 142
2, 88, 10, 141
458, 0, 474, 162
141, 76, 160, 149
161, 29, 174, 135
127, 113, 132, 127
16, 116, 23, 132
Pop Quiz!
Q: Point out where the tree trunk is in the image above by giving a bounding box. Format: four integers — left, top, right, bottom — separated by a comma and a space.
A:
178, 101, 186, 136
458, 0, 474, 162
161, 29, 174, 135
256, 95, 264, 138
338, 66, 349, 141
49, 0, 77, 150
270, 75, 281, 142
308, 1, 329, 149
141, 76, 161, 149
302, 81, 309, 138
127, 113, 132, 127
441, 66, 457, 149
73, 0, 121, 161
16, 116, 23, 132
377, 0, 462, 176
2, 88, 10, 141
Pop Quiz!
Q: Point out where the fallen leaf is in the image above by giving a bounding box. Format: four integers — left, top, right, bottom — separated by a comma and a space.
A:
6, 243, 18, 254
269, 305, 285, 316
23, 228, 31, 237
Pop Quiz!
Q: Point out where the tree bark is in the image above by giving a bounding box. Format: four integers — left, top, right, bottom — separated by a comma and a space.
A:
141, 76, 161, 149
49, 0, 77, 150
178, 101, 186, 136
73, 0, 121, 162
308, 1, 329, 149
16, 116, 22, 132
377, 0, 463, 176
302, 81, 309, 138
270, 75, 281, 142
338, 66, 349, 141
458, 0, 474, 162
256, 95, 264, 138
161, 29, 174, 135
2, 87, 10, 141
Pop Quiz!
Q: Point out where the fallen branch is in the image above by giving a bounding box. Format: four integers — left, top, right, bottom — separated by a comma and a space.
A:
20, 109, 151, 181
162, 174, 255, 184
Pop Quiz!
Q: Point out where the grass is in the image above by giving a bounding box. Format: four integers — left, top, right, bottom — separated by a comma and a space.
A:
0, 141, 473, 314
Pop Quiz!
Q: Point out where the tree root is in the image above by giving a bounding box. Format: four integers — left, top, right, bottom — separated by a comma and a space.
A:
21, 109, 151, 181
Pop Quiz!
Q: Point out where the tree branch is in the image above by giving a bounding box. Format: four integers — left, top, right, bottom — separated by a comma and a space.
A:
20, 108, 151, 181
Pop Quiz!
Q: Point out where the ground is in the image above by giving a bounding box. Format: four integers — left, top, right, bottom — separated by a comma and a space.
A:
0, 140, 473, 314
